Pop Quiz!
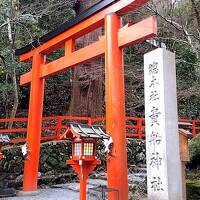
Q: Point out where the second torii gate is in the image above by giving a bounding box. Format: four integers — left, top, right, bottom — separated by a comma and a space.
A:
15, 0, 157, 199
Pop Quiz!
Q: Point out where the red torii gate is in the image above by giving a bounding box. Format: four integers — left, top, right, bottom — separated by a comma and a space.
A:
16, 0, 157, 199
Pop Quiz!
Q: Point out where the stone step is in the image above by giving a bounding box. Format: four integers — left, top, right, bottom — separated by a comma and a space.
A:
0, 188, 16, 198
137, 167, 147, 172
134, 173, 146, 178
129, 166, 147, 174
128, 173, 146, 183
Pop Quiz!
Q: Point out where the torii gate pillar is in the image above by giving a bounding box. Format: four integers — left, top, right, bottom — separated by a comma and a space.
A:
105, 13, 128, 200
23, 54, 45, 191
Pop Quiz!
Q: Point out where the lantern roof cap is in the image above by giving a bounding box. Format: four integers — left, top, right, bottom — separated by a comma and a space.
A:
65, 123, 109, 140
0, 135, 10, 143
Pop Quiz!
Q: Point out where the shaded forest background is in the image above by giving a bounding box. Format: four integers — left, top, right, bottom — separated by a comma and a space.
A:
0, 0, 200, 120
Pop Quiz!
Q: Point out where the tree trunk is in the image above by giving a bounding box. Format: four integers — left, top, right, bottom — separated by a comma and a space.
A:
190, 0, 200, 59
68, 0, 103, 117
7, 0, 19, 128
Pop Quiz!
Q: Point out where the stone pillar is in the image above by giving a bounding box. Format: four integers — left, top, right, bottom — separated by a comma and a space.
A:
144, 48, 183, 200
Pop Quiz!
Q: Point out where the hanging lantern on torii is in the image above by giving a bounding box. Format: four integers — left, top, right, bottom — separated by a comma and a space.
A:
62, 123, 109, 200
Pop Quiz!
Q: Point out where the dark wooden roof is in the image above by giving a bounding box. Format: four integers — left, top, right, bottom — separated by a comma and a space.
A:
68, 123, 109, 139
15, 0, 117, 56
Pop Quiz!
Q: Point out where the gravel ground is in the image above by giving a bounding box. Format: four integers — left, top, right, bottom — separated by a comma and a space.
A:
1, 188, 79, 200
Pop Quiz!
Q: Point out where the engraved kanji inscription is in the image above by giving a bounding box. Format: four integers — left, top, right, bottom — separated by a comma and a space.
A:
149, 76, 159, 88
149, 106, 161, 126
149, 90, 159, 102
149, 61, 159, 75
151, 177, 164, 192
150, 152, 162, 170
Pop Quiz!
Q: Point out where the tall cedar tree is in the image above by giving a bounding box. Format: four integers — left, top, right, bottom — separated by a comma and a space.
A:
69, 0, 103, 117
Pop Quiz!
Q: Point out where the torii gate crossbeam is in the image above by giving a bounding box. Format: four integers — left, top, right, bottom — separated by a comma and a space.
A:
20, 16, 156, 85
16, 1, 157, 199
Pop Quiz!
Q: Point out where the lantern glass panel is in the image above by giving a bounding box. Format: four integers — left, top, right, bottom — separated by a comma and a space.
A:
74, 143, 82, 156
84, 143, 94, 156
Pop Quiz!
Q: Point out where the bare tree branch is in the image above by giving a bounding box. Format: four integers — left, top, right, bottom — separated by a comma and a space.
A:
146, 4, 200, 41
0, 21, 8, 30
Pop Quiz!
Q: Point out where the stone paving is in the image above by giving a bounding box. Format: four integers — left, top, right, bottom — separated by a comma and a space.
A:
1, 188, 79, 200
2, 168, 147, 200
2, 179, 107, 200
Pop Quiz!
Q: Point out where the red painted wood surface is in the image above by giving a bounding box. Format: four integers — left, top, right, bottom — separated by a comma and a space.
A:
105, 13, 128, 200
0, 116, 198, 143
20, 16, 157, 85
23, 54, 45, 192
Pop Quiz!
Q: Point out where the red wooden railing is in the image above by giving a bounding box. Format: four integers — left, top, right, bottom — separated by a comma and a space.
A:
0, 116, 199, 144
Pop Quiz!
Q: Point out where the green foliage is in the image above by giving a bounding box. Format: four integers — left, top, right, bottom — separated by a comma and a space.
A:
186, 169, 200, 180
175, 43, 200, 119
176, 44, 198, 90
0, 0, 76, 117
186, 180, 200, 200
127, 139, 146, 165
188, 134, 200, 168
178, 96, 200, 119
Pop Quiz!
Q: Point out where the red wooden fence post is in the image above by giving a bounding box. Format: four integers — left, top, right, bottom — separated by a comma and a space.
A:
88, 118, 92, 126
56, 116, 62, 139
138, 118, 143, 139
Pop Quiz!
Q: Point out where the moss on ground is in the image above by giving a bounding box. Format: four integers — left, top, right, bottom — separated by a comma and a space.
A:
187, 180, 200, 200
